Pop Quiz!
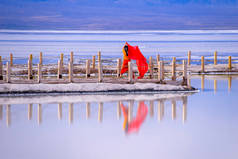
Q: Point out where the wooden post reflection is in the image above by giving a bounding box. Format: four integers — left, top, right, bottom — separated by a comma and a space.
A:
58, 103, 62, 120
214, 79, 217, 93
149, 101, 154, 117
158, 100, 164, 121
28, 104, 33, 120
38, 104, 42, 125
228, 76, 232, 91
201, 75, 205, 91
0, 104, 2, 120
182, 96, 188, 123
86, 102, 90, 120
172, 100, 176, 120
69, 103, 73, 124
128, 100, 134, 122
6, 104, 11, 127
188, 76, 191, 88
98, 102, 103, 122
117, 101, 121, 120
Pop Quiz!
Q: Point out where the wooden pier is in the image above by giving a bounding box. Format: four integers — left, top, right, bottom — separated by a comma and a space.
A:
0, 51, 237, 87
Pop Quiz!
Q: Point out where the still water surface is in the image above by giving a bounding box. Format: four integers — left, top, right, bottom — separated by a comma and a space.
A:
1, 30, 238, 59
0, 75, 237, 159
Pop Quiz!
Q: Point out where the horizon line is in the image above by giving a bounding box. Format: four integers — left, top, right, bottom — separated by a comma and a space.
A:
1, 29, 238, 34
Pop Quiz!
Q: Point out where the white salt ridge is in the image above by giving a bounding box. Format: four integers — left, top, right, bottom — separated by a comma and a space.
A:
0, 93, 193, 105
0, 83, 190, 93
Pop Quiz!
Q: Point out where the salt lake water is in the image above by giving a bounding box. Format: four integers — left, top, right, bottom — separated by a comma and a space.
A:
0, 30, 238, 64
0, 30, 238, 159
0, 75, 238, 159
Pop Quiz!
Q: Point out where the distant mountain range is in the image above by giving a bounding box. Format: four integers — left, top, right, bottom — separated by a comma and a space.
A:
0, 0, 238, 30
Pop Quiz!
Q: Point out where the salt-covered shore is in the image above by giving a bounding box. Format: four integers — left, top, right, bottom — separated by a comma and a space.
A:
0, 82, 196, 94
0, 93, 193, 105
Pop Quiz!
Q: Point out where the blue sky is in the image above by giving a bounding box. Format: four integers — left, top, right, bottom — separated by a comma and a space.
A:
0, 0, 238, 30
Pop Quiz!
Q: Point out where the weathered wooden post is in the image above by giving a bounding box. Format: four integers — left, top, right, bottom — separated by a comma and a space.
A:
0, 56, 3, 80
98, 51, 101, 63
214, 51, 217, 65
68, 61, 73, 83
69, 52, 73, 82
37, 64, 42, 83
86, 59, 90, 78
98, 51, 103, 82
38, 104, 42, 125
28, 104, 33, 120
60, 53, 64, 66
98, 102, 103, 122
156, 54, 160, 79
98, 60, 103, 82
70, 51, 74, 64
86, 102, 90, 119
182, 96, 187, 123
156, 54, 160, 64
158, 100, 164, 121
39, 52, 43, 65
57, 60, 62, 79
98, 62, 103, 82
188, 51, 191, 65
117, 58, 121, 77
60, 53, 64, 77
228, 56, 232, 71
69, 53, 73, 82
171, 57, 176, 80
10, 53, 13, 66
30, 54, 33, 62
201, 56, 205, 73
149, 56, 153, 79
92, 55, 96, 69
158, 61, 164, 82
6, 62, 11, 83
28, 60, 32, 80
58, 103, 62, 120
182, 60, 187, 86
28, 54, 33, 80
128, 61, 133, 83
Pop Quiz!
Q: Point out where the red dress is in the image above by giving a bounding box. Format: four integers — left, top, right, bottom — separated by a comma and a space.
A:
120, 42, 148, 79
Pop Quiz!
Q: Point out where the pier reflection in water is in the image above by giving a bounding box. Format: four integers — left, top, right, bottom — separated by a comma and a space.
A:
0, 94, 190, 132
0, 75, 238, 159
189, 74, 235, 92
0, 75, 236, 129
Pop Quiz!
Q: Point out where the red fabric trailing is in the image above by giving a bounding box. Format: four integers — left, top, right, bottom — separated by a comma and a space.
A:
120, 42, 148, 79
120, 101, 148, 134
127, 101, 148, 134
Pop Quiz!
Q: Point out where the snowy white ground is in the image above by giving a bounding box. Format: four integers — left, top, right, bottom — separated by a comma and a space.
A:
0, 82, 194, 94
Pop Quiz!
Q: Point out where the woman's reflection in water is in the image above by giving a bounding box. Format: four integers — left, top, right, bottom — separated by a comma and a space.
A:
121, 101, 148, 134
